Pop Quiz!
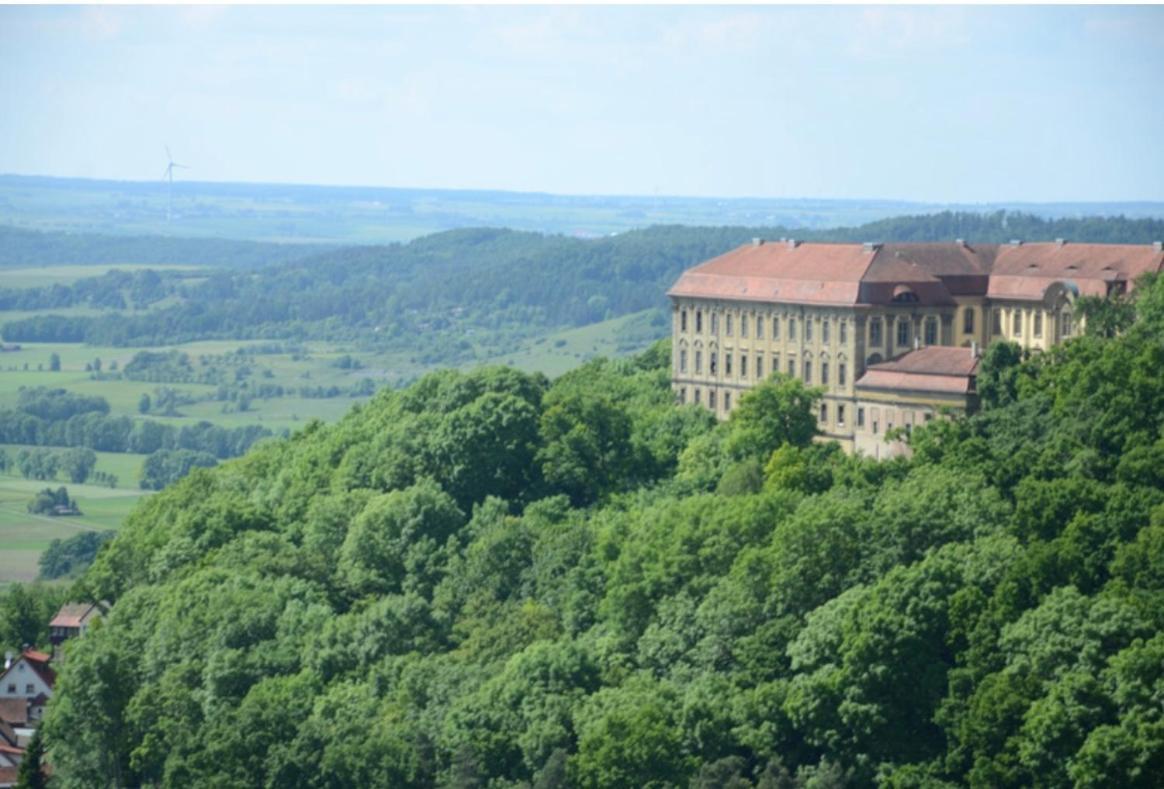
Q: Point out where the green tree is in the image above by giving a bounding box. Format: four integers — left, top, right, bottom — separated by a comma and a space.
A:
48, 352, 60, 373
724, 374, 821, 460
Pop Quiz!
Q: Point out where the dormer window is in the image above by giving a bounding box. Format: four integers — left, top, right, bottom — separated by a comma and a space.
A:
891, 285, 918, 303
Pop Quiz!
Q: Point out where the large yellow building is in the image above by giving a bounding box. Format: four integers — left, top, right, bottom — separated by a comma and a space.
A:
667, 238, 1164, 453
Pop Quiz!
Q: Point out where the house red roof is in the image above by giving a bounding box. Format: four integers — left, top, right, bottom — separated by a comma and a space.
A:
18, 650, 54, 689
50, 602, 100, 629
856, 346, 980, 396
987, 242, 1163, 301
669, 240, 1163, 307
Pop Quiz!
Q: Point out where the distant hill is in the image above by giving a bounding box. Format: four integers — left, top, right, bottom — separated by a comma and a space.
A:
3, 214, 1163, 365
2, 173, 1162, 244
0, 224, 332, 269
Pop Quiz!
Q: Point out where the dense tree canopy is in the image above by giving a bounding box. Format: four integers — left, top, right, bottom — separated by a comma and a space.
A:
38, 273, 1164, 788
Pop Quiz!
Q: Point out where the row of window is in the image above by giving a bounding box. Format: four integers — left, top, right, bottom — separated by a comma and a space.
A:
680, 309, 850, 344
677, 387, 733, 412
991, 308, 1061, 338
5, 683, 37, 694
679, 349, 848, 387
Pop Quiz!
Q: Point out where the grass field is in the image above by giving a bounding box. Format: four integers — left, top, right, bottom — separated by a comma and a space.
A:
0, 263, 208, 289
0, 473, 147, 586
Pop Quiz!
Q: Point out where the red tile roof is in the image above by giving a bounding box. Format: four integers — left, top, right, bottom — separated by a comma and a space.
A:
856, 346, 980, 395
50, 602, 100, 629
987, 242, 1163, 301
667, 241, 875, 305
669, 240, 1163, 307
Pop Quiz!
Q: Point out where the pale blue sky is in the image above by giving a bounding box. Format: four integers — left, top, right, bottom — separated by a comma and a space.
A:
2, 5, 1162, 203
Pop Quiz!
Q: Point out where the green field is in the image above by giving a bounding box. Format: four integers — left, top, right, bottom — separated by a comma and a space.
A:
0, 474, 147, 586
0, 263, 207, 289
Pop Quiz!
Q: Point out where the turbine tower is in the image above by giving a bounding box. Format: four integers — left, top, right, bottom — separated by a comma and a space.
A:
162, 145, 189, 223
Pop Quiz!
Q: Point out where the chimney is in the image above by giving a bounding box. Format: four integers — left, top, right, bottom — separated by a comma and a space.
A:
1055, 238, 1066, 248
1154, 241, 1163, 252
752, 237, 764, 247
1010, 239, 1023, 246
955, 238, 966, 247
863, 241, 880, 252
971, 340, 979, 359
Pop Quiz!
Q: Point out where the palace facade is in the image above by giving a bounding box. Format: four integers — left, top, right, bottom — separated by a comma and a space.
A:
667, 238, 1164, 454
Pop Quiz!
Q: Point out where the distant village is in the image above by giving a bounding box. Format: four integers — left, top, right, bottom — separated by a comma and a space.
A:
0, 601, 104, 787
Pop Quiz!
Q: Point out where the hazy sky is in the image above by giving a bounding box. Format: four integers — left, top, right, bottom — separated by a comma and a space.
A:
2, 5, 1162, 203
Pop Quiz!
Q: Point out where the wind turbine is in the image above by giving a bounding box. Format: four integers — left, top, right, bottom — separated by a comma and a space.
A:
162, 146, 189, 223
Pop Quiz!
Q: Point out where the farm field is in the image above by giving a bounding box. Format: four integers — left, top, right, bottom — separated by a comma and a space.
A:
0, 473, 147, 587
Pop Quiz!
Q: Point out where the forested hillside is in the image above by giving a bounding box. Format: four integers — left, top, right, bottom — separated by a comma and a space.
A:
0, 225, 332, 269
5, 213, 1164, 360
39, 274, 1164, 787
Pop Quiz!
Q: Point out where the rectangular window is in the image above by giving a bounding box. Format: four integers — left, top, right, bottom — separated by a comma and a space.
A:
992, 309, 1002, 335
1034, 312, 1043, 338
870, 318, 883, 346
805, 319, 814, 342
773, 316, 780, 340
741, 315, 748, 338
724, 353, 731, 376
840, 321, 847, 343
821, 362, 829, 386
696, 310, 703, 333
681, 310, 688, 332
711, 313, 719, 335
788, 358, 795, 377
857, 407, 866, 428
679, 387, 686, 404
819, 403, 828, 423
837, 405, 845, 427
695, 351, 702, 374
756, 355, 763, 379
823, 320, 830, 344
924, 412, 934, 422
695, 388, 701, 404
1013, 311, 1022, 336
724, 392, 731, 411
25, 684, 34, 694
897, 319, 910, 347
756, 316, 764, 339
804, 360, 812, 383
773, 353, 780, 375
839, 362, 847, 387
789, 318, 797, 340
1061, 311, 1073, 336
963, 308, 975, 334
740, 354, 748, 378
873, 419, 879, 434
925, 317, 938, 346
6, 684, 14, 694
710, 352, 718, 376
726, 314, 733, 336
679, 350, 688, 373
709, 391, 717, 409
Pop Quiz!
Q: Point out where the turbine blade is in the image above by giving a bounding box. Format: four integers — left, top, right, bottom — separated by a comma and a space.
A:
165, 145, 172, 161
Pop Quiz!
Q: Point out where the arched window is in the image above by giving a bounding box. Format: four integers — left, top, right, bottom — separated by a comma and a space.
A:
924, 317, 938, 346
866, 353, 883, 366
892, 285, 918, 303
